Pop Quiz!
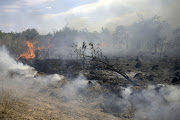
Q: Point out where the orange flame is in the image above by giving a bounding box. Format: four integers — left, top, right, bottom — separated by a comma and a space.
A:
17, 41, 50, 60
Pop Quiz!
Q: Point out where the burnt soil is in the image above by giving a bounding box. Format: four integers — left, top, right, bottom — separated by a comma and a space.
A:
0, 56, 180, 120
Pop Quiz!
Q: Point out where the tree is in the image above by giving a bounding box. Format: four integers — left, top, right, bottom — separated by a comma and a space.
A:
22, 29, 39, 41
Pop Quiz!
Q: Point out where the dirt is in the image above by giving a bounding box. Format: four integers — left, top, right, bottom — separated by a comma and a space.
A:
0, 85, 124, 120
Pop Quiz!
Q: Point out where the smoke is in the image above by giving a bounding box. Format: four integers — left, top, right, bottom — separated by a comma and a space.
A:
61, 76, 180, 120
0, 47, 180, 120
126, 85, 180, 120
0, 46, 64, 96
39, 16, 179, 59
62, 74, 88, 101
1, 16, 179, 59
0, 46, 35, 75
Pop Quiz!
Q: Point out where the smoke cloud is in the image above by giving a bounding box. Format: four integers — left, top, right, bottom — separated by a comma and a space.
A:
45, 16, 178, 59
0, 47, 180, 120
0, 46, 64, 95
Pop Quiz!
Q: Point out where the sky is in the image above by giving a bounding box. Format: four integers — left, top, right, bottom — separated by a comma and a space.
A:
0, 0, 180, 34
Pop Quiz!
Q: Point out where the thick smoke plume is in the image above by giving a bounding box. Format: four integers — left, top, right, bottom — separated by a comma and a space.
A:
0, 46, 64, 95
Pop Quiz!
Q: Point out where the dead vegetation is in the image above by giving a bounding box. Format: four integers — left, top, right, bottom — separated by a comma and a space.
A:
73, 42, 138, 86
0, 88, 16, 115
0, 83, 18, 116
0, 91, 10, 114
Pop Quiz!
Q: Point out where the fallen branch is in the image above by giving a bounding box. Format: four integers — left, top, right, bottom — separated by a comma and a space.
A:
72, 42, 138, 86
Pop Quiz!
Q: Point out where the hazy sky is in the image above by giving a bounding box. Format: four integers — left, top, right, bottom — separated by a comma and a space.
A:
0, 0, 180, 34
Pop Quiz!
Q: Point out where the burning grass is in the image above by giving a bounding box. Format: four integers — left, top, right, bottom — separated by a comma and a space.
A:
17, 40, 51, 60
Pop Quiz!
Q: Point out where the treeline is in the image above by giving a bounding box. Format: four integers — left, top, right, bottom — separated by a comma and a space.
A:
0, 17, 180, 58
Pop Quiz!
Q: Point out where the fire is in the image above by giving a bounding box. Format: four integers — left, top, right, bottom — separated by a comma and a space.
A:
17, 41, 50, 60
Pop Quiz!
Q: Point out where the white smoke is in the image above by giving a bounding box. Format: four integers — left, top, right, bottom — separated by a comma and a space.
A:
0, 46, 64, 95
62, 74, 88, 101
0, 46, 180, 120
122, 85, 180, 120
0, 46, 35, 76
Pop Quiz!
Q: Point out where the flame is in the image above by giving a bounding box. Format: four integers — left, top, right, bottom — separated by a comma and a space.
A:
17, 41, 50, 60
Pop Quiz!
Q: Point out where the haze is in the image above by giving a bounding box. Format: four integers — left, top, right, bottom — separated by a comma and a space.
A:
0, 0, 180, 34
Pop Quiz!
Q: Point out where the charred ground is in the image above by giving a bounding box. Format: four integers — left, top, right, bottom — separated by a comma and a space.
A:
20, 55, 180, 86
1, 54, 180, 120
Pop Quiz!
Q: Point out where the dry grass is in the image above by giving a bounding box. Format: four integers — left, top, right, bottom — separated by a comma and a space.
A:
0, 90, 11, 114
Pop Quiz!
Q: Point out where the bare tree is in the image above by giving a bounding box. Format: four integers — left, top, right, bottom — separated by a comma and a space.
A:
73, 42, 138, 86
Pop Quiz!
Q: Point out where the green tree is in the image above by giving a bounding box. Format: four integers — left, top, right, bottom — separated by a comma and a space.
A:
22, 29, 39, 41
